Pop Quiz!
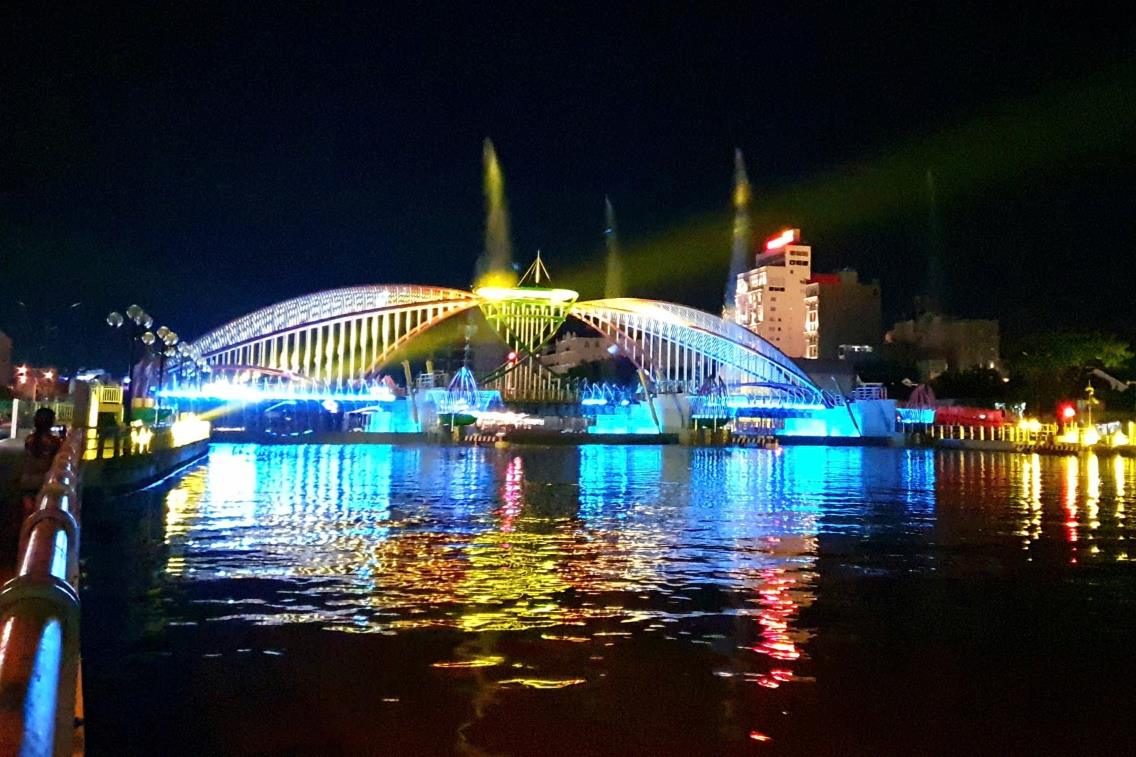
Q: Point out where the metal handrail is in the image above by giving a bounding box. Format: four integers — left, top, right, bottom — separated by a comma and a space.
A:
0, 429, 86, 757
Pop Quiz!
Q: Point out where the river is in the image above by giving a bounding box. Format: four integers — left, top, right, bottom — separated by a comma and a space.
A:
80, 444, 1136, 755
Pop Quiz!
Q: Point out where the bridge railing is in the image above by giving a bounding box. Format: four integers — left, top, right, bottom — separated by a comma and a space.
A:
0, 428, 86, 757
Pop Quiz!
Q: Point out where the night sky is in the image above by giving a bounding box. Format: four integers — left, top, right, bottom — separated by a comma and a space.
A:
2, 3, 1134, 371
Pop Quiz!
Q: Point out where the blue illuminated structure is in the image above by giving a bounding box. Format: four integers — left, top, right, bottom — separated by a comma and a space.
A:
897, 407, 936, 425
174, 267, 902, 438
159, 380, 397, 404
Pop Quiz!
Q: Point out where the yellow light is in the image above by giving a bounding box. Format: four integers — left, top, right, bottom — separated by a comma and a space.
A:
430, 656, 504, 669
475, 286, 579, 303
170, 414, 211, 447
497, 678, 586, 689
734, 183, 750, 208
130, 424, 154, 453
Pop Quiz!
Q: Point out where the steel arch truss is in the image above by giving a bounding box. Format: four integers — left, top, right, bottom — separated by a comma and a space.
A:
187, 285, 478, 383
569, 298, 833, 406
186, 288, 834, 410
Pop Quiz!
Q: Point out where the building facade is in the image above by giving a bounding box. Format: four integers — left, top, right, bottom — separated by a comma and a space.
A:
804, 269, 882, 360
735, 230, 882, 362
734, 229, 812, 358
538, 335, 616, 375
886, 314, 1001, 379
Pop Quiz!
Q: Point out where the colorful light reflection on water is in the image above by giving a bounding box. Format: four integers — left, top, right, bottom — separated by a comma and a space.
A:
81, 446, 1136, 756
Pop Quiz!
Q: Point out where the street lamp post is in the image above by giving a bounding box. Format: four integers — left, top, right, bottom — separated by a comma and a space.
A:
107, 305, 153, 424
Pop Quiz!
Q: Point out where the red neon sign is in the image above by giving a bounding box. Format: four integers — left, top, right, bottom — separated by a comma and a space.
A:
765, 228, 799, 251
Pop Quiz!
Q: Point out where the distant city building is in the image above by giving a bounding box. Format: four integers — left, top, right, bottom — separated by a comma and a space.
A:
0, 329, 10, 388
735, 230, 881, 361
804, 269, 882, 361
734, 229, 813, 357
886, 312, 1001, 380
539, 335, 616, 375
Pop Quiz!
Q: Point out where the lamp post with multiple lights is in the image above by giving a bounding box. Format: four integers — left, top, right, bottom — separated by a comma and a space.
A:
106, 304, 153, 424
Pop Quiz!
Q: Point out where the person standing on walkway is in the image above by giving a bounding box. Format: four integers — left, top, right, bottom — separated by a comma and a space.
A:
19, 407, 65, 515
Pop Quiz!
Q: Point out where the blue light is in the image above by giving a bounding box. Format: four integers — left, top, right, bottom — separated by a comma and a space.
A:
896, 407, 936, 424
158, 381, 398, 404
724, 397, 826, 411
588, 403, 658, 434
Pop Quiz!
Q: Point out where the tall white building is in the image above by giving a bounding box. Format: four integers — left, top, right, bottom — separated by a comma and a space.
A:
734, 229, 812, 357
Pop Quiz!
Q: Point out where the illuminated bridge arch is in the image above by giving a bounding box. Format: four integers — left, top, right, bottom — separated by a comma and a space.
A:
188, 285, 478, 383
568, 298, 830, 404
186, 285, 832, 408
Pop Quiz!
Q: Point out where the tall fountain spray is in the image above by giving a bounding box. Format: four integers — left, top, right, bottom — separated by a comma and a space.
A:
475, 138, 516, 288
723, 148, 752, 319
603, 195, 624, 299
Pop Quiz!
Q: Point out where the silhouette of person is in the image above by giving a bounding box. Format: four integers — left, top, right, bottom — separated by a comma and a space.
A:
20, 407, 65, 514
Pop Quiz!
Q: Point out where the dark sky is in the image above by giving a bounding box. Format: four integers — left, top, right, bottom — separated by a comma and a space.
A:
2, 2, 1134, 370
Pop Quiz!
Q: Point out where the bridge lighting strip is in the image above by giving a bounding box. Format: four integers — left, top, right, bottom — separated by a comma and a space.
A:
723, 398, 827, 411
475, 286, 579, 303
158, 383, 398, 403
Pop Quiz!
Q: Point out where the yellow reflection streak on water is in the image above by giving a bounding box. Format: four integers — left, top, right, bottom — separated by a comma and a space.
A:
497, 678, 586, 689
1028, 454, 1043, 545
430, 656, 504, 669
1016, 455, 1044, 548
1086, 453, 1101, 535
1116, 456, 1127, 530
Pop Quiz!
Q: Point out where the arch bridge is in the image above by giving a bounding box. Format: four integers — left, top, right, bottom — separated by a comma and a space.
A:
184, 283, 835, 410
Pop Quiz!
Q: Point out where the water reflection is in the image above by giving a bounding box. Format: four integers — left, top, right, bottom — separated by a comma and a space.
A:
83, 445, 1136, 754
152, 445, 836, 675
154, 446, 1136, 633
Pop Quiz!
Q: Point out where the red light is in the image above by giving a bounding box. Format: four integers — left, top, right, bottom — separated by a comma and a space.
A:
764, 228, 799, 251
507, 351, 517, 362
1060, 404, 1076, 420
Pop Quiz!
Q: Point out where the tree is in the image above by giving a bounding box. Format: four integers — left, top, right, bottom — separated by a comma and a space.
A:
1007, 331, 1133, 414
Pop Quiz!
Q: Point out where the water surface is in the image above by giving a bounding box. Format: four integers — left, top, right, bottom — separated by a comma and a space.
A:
81, 445, 1136, 755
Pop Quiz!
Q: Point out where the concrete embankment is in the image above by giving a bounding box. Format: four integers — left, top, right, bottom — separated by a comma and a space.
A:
82, 438, 210, 496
